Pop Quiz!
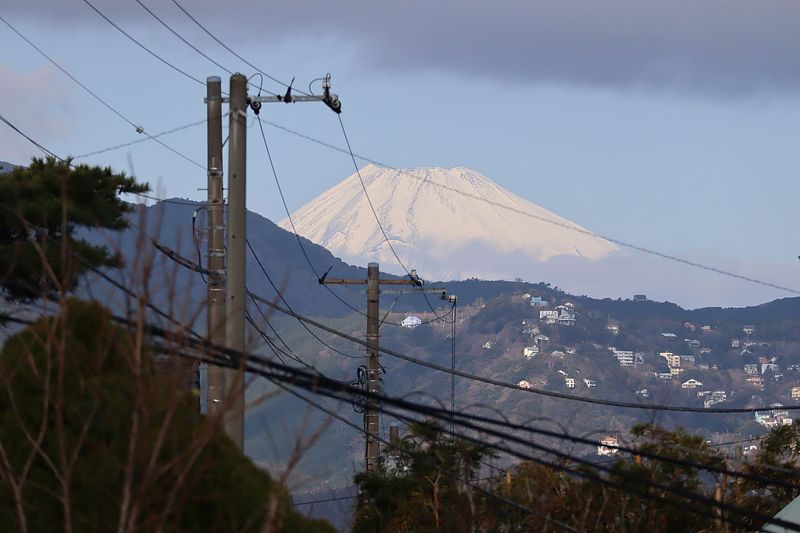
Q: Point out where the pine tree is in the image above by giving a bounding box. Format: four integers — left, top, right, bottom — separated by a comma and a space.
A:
0, 157, 148, 301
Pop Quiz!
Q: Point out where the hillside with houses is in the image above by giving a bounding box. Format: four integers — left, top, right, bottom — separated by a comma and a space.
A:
253, 287, 800, 494
361, 290, 800, 458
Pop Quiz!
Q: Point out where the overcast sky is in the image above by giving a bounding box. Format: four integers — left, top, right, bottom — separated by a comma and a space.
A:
2, 0, 799, 307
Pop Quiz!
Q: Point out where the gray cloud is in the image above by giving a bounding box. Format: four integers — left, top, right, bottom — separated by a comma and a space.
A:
0, 65, 72, 163
4, 0, 800, 95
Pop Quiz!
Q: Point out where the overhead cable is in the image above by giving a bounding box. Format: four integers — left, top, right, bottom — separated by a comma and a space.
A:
0, 14, 204, 169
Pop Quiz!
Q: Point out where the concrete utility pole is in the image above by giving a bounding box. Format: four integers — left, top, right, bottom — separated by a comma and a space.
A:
205, 72, 342, 451
205, 76, 226, 418
224, 73, 248, 449
324, 264, 448, 472
365, 263, 380, 470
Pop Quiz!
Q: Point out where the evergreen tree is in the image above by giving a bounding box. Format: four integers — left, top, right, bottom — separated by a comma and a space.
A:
353, 422, 490, 532
0, 157, 148, 301
0, 299, 333, 532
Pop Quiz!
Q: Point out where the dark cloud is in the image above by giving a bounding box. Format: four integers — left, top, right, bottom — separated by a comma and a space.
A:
5, 0, 800, 95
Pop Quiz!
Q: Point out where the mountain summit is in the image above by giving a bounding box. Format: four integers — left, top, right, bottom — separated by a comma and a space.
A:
279, 165, 617, 281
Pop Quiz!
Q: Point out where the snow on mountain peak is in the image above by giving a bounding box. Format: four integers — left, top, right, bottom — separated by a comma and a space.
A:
278, 165, 618, 281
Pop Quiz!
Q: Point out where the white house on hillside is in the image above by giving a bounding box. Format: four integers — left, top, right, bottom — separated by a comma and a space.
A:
539, 310, 558, 324
530, 296, 549, 308
660, 352, 681, 368
597, 436, 619, 456
681, 378, 703, 389
401, 316, 422, 328
523, 346, 539, 359
556, 305, 576, 326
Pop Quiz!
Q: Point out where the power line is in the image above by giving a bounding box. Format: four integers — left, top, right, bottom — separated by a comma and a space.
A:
169, 0, 309, 96
292, 495, 356, 507
133, 0, 278, 97
134, 193, 200, 206
245, 308, 350, 383
245, 237, 362, 360
711, 435, 764, 448
0, 14, 204, 170
147, 226, 362, 369
337, 114, 411, 277
0, 14, 139, 130
73, 117, 209, 160
79, 0, 206, 88
245, 310, 289, 366
246, 299, 293, 357
246, 294, 291, 354
0, 113, 62, 160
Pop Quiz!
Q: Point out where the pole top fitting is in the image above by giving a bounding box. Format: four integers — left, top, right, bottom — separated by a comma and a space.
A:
207, 76, 221, 83
368, 262, 379, 268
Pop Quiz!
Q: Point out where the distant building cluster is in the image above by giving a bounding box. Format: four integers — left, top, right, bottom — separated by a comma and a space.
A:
539, 304, 576, 326
755, 403, 793, 428
508, 293, 800, 422
697, 390, 728, 408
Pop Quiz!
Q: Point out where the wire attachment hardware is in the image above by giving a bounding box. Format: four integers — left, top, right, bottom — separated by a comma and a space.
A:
322, 73, 342, 114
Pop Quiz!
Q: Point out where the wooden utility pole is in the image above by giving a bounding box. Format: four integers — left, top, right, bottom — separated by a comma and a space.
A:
323, 263, 447, 471
205, 76, 226, 418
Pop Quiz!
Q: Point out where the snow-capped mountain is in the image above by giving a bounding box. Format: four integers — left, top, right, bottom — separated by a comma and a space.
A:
278, 165, 618, 281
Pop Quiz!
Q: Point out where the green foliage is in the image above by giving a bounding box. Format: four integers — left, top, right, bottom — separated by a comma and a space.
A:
0, 157, 149, 301
354, 422, 800, 532
352, 422, 491, 532
731, 424, 800, 528
0, 299, 333, 532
